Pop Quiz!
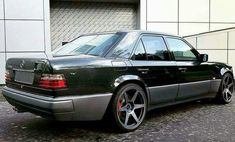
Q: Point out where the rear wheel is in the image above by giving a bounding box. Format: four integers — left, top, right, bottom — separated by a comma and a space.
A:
216, 73, 234, 104
111, 84, 147, 132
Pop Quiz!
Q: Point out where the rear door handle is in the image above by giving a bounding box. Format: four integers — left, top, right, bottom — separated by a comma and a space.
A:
137, 68, 149, 74
178, 67, 187, 72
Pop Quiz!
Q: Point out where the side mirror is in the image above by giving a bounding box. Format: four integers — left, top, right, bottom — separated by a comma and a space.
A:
199, 54, 208, 62
62, 42, 68, 46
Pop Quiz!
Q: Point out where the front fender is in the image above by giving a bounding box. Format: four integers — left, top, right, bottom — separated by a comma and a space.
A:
220, 67, 233, 78
207, 62, 233, 79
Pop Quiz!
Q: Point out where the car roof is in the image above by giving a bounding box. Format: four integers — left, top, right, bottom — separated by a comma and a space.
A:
80, 30, 180, 38
119, 30, 179, 37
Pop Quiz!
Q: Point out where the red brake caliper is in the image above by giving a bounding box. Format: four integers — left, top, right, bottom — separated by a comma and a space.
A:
117, 99, 122, 116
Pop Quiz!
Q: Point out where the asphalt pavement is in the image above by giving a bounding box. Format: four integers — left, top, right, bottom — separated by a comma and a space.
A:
0, 89, 235, 142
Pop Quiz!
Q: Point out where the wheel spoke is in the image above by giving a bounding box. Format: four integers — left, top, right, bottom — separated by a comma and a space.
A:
223, 83, 226, 89
131, 111, 139, 123
119, 105, 127, 112
124, 113, 130, 126
225, 77, 229, 85
225, 93, 228, 101
131, 91, 139, 102
228, 83, 234, 89
134, 104, 145, 110
124, 92, 129, 102
227, 91, 232, 100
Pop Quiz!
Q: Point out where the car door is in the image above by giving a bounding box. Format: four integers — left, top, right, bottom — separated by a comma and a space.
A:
130, 35, 179, 105
164, 36, 211, 99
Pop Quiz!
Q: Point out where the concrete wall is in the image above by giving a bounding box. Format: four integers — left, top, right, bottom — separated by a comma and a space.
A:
140, 0, 235, 36
185, 28, 235, 69
0, 0, 51, 84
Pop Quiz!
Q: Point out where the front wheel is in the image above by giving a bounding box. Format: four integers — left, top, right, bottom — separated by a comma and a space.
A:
111, 84, 147, 132
216, 73, 234, 104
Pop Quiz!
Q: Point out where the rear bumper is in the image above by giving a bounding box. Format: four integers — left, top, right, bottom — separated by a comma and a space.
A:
2, 87, 112, 121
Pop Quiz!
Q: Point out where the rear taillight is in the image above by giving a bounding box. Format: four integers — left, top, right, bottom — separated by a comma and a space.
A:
5, 70, 11, 81
39, 74, 67, 89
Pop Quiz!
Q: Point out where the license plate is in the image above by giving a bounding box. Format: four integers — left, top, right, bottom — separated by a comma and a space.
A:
14, 71, 34, 85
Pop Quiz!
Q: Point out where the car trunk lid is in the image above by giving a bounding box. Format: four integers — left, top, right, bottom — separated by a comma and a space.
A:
5, 58, 55, 96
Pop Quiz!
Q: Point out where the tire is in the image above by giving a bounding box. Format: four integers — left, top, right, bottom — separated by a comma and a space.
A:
215, 73, 234, 104
111, 83, 147, 132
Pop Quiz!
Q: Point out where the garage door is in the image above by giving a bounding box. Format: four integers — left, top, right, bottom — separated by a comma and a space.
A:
50, 1, 137, 49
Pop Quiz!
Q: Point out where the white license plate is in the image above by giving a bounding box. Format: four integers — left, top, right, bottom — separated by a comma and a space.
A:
14, 71, 34, 85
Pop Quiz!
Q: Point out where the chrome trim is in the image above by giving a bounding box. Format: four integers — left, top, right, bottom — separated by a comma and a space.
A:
180, 80, 211, 85
13, 69, 34, 72
130, 60, 177, 67
149, 80, 212, 89
148, 83, 179, 89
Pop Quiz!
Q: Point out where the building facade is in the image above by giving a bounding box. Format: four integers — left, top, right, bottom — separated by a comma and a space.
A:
0, 0, 235, 84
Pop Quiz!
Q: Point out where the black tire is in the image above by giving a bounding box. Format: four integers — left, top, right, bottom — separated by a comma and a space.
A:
111, 83, 147, 132
215, 73, 234, 104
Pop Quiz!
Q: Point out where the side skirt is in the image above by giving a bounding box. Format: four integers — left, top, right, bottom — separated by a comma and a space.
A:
147, 93, 216, 111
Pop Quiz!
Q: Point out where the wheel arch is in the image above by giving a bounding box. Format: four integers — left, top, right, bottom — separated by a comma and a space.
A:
102, 75, 150, 121
112, 75, 150, 104
220, 67, 234, 79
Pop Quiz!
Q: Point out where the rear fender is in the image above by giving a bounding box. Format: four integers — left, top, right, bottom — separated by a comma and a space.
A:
112, 75, 150, 105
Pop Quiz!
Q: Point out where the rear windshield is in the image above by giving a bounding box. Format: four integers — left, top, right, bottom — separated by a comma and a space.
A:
52, 33, 121, 56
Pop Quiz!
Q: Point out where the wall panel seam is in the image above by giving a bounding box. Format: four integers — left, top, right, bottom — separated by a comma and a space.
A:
209, 0, 211, 31
3, 19, 44, 21
5, 51, 45, 53
177, 0, 179, 35
42, 0, 47, 58
227, 32, 229, 63
148, 21, 235, 24
3, 0, 6, 61
146, 0, 147, 30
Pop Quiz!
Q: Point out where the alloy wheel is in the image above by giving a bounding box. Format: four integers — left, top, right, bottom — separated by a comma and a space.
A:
116, 86, 146, 130
222, 75, 234, 103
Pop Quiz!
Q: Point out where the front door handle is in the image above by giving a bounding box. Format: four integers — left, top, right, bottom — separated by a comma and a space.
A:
137, 68, 149, 74
179, 67, 187, 72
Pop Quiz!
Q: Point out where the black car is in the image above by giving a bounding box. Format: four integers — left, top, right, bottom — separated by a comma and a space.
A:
2, 31, 234, 132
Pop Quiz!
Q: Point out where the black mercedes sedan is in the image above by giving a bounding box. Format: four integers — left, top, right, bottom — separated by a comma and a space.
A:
2, 31, 234, 132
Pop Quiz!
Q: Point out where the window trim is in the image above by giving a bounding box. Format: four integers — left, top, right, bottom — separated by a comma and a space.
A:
105, 32, 138, 59
131, 39, 147, 60
163, 36, 200, 62
130, 34, 173, 61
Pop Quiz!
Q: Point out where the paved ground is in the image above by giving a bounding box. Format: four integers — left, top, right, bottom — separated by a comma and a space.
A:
1, 90, 235, 142
0, 86, 4, 101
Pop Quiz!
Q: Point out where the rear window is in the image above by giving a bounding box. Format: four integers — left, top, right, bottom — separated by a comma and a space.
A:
52, 33, 121, 57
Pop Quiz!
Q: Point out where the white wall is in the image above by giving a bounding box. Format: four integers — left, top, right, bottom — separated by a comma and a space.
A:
0, 0, 51, 84
185, 28, 235, 69
140, 0, 235, 36
139, 0, 235, 69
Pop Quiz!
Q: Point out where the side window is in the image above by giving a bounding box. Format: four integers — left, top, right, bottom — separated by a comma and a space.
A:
165, 37, 197, 61
109, 33, 136, 59
132, 40, 146, 60
141, 36, 170, 61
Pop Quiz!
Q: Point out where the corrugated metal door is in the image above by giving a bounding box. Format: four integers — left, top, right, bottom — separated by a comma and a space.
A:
50, 1, 137, 49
